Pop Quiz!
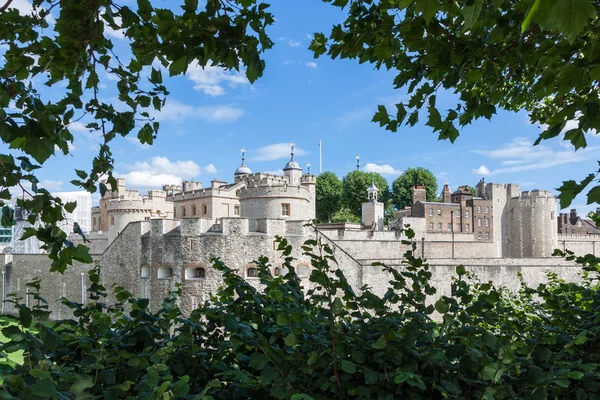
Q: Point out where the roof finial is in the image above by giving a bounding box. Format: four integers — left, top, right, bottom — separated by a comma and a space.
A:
306, 163, 311, 174
290, 141, 295, 159
241, 147, 246, 163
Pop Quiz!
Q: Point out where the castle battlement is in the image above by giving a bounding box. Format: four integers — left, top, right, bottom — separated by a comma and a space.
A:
240, 184, 311, 200
521, 190, 554, 199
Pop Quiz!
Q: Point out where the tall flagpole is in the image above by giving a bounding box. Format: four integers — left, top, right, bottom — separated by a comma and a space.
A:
319, 140, 322, 174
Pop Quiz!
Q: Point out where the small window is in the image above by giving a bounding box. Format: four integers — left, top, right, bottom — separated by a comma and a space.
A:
174, 209, 177, 218
456, 211, 460, 218
485, 206, 489, 214
447, 223, 451, 232
110, 215, 115, 226
466, 223, 470, 232
429, 208, 433, 216
181, 206, 186, 217
246, 264, 258, 278
477, 206, 482, 214
478, 232, 482, 240
202, 204, 208, 216
457, 223, 461, 231
485, 232, 490, 240
577, 221, 582, 227
93, 217, 96, 227
274, 267, 281, 276
236, 189, 241, 197
282, 203, 290, 216
437, 209, 442, 216
192, 204, 197, 215
157, 265, 173, 279
234, 205, 240, 216
551, 211, 555, 220
437, 222, 442, 231
297, 263, 310, 277
485, 218, 489, 227
466, 210, 470, 218
141, 265, 149, 279
428, 222, 433, 230
478, 218, 482, 227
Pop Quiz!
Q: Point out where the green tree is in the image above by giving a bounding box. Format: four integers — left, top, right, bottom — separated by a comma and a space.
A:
331, 206, 361, 223
0, 0, 274, 272
391, 167, 438, 209
342, 170, 389, 217
310, 0, 600, 208
316, 172, 343, 222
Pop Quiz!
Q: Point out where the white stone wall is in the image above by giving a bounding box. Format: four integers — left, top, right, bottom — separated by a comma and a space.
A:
362, 201, 384, 230
557, 234, 600, 255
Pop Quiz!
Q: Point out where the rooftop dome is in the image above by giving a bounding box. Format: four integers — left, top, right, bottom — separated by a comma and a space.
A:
235, 162, 252, 176
283, 141, 302, 171
235, 147, 252, 176
283, 157, 301, 171
367, 182, 379, 193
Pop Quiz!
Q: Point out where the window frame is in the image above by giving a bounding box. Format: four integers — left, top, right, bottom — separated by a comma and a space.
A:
281, 203, 291, 217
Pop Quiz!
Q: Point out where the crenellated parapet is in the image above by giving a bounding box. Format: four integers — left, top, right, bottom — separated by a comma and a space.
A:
240, 184, 312, 200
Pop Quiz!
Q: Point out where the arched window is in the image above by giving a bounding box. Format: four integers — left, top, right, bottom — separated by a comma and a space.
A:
246, 263, 258, 278
186, 266, 206, 279
185, 264, 207, 279
141, 265, 150, 279
274, 267, 281, 276
297, 263, 310, 278
157, 265, 173, 279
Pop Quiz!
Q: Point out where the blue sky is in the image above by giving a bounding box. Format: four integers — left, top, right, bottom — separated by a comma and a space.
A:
4, 0, 600, 215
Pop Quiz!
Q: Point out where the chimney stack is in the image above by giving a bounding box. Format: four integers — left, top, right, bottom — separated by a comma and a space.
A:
570, 209, 577, 219
412, 185, 427, 205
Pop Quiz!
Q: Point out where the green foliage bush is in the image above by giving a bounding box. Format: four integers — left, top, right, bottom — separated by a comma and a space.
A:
0, 231, 599, 399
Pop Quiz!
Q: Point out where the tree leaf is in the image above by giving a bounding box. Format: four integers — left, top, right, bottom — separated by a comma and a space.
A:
463, 0, 484, 30
549, 0, 597, 43
341, 360, 356, 374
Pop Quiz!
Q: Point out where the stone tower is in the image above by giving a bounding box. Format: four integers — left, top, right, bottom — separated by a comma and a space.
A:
412, 185, 427, 205
283, 142, 302, 186
362, 182, 384, 231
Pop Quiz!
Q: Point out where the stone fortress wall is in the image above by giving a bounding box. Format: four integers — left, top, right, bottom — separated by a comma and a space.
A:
1, 146, 599, 319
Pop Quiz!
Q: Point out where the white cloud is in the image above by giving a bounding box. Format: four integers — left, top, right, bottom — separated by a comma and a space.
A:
363, 163, 402, 176
153, 99, 244, 123
305, 62, 317, 69
68, 122, 88, 133
473, 137, 600, 175
282, 60, 294, 66
289, 39, 301, 47
10, 0, 55, 23
186, 64, 248, 96
104, 16, 125, 40
41, 179, 63, 191
472, 165, 491, 176
117, 156, 216, 189
204, 164, 217, 174
250, 143, 307, 162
